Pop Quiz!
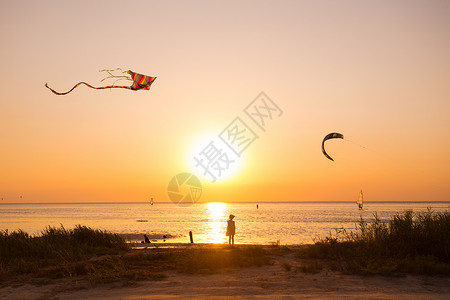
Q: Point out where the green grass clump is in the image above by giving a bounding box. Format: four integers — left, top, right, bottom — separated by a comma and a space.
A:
0, 224, 128, 281
298, 209, 450, 276
0, 226, 271, 286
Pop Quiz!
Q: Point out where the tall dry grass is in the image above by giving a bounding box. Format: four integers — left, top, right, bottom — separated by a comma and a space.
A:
0, 225, 128, 278
0, 225, 271, 286
298, 209, 450, 276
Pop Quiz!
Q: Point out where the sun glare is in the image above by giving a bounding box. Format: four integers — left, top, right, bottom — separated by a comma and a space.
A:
187, 135, 245, 183
204, 202, 227, 243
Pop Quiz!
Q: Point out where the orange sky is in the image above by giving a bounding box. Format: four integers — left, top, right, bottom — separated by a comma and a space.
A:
1, 1, 449, 203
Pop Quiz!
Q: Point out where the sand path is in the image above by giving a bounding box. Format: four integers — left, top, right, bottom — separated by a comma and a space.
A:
1, 246, 449, 299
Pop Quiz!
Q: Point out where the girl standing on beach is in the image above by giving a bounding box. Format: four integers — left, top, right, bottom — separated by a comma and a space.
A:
226, 214, 235, 246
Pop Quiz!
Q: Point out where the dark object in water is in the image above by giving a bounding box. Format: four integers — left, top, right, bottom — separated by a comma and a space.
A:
144, 234, 150, 243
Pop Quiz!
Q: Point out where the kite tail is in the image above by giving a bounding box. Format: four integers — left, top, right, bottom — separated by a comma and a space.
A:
45, 82, 95, 95
99, 68, 131, 83
45, 82, 132, 95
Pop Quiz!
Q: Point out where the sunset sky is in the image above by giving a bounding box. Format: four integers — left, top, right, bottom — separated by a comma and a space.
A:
1, 1, 449, 203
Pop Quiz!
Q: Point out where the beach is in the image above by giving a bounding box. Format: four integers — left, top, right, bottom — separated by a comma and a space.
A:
2, 244, 450, 300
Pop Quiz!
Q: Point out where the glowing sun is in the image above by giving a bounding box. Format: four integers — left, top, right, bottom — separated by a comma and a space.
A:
187, 135, 245, 183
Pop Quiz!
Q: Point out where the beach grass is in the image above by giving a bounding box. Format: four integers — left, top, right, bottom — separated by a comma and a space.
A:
0, 224, 127, 262
3, 209, 449, 288
297, 209, 450, 276
0, 224, 271, 286
0, 225, 129, 284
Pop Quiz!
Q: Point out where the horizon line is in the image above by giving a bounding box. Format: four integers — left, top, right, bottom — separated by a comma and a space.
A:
1, 200, 449, 205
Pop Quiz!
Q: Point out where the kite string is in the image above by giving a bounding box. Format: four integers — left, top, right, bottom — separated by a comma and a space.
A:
344, 138, 433, 185
344, 138, 398, 163
344, 138, 368, 150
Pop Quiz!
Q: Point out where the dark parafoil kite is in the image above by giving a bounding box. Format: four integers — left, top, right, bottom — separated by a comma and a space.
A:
45, 69, 156, 95
322, 132, 344, 161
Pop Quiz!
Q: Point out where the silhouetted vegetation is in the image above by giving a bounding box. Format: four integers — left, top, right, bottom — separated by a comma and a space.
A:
0, 225, 129, 285
0, 225, 271, 287
298, 209, 450, 276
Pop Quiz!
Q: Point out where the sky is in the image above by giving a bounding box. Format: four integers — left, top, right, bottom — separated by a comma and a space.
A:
0, 0, 449, 203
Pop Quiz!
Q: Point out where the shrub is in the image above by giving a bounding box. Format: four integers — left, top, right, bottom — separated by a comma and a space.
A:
298, 209, 450, 276
0, 225, 128, 276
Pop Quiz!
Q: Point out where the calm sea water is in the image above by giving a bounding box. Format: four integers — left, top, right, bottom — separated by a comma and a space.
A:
1, 202, 449, 245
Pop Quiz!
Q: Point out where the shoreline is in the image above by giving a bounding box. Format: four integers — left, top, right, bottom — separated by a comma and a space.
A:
127, 242, 313, 249
127, 243, 309, 251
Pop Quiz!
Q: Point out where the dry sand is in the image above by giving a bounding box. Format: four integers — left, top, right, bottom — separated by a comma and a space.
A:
1, 245, 450, 299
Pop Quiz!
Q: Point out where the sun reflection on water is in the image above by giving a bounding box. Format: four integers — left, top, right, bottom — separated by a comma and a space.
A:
205, 202, 227, 243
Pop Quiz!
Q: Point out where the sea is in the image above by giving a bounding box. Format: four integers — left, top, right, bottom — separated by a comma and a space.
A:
1, 202, 449, 245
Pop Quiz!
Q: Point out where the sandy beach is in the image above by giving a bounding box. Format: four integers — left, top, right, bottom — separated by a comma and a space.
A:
1, 244, 449, 300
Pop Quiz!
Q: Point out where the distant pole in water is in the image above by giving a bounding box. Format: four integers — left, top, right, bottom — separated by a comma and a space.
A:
189, 231, 194, 243
256, 204, 259, 209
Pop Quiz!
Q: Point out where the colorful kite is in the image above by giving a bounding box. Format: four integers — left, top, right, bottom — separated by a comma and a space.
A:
322, 132, 344, 161
45, 69, 156, 95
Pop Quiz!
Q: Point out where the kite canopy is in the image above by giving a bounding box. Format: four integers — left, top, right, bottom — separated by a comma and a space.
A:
322, 132, 344, 161
45, 69, 156, 95
127, 70, 156, 90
